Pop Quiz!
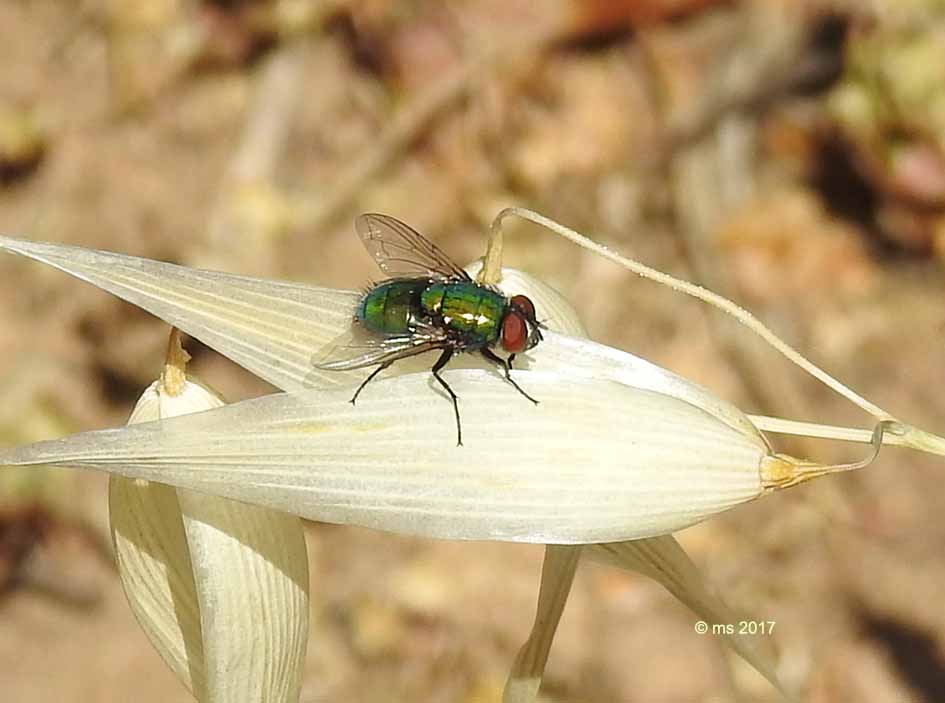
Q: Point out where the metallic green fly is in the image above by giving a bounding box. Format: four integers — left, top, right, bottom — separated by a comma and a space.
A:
315, 213, 544, 445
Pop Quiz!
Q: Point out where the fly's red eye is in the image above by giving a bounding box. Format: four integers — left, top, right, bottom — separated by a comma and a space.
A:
510, 294, 535, 319
501, 312, 528, 353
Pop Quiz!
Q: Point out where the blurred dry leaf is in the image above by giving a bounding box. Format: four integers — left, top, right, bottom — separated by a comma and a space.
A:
719, 188, 878, 306
564, 0, 729, 39
828, 14, 945, 252
0, 106, 46, 184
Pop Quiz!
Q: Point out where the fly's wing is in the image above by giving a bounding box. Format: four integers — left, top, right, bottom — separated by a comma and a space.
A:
313, 319, 448, 371
355, 213, 472, 281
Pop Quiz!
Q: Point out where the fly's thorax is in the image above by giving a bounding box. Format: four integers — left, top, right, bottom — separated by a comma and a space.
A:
419, 282, 446, 315
421, 281, 505, 347
358, 279, 427, 335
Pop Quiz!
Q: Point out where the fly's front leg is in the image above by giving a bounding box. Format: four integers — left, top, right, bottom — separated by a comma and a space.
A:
431, 347, 462, 446
480, 347, 538, 405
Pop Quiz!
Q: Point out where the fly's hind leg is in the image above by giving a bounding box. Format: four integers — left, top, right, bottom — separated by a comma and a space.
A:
351, 359, 395, 404
480, 347, 539, 405
431, 347, 462, 446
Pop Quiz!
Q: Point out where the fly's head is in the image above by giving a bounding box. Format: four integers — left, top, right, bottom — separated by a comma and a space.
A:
500, 294, 544, 354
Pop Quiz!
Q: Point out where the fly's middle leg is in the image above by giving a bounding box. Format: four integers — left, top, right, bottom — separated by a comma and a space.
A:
351, 359, 395, 404
431, 347, 462, 446
480, 347, 539, 405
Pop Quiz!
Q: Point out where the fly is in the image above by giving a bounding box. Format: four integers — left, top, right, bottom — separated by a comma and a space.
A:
315, 213, 544, 445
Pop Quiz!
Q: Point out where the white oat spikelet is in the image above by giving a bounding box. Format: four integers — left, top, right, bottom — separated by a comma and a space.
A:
110, 330, 309, 703
1, 209, 934, 703
0, 233, 798, 544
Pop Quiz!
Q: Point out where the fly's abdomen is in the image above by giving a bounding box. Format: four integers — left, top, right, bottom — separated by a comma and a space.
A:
358, 280, 426, 335
421, 281, 504, 348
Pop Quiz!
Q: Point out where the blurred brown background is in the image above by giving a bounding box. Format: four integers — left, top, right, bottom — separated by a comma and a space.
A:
2, 1, 945, 701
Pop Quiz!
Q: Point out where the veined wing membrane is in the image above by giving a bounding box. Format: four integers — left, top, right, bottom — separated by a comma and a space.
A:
355, 213, 472, 281
313, 320, 448, 371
